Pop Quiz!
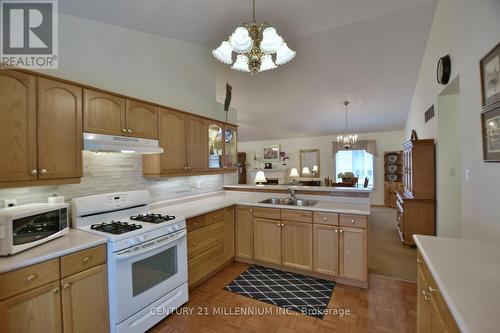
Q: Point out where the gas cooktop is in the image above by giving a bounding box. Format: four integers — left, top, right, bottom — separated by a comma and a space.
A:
90, 221, 143, 235
130, 213, 176, 224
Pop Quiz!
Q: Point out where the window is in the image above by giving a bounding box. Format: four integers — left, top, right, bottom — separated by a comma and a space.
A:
335, 150, 374, 186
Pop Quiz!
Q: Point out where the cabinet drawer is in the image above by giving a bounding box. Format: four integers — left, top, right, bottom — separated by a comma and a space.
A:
61, 245, 106, 278
281, 209, 312, 223
339, 214, 368, 229
188, 243, 224, 286
253, 207, 281, 220
0, 258, 59, 300
186, 215, 206, 232
187, 221, 224, 259
313, 212, 339, 225
205, 209, 224, 225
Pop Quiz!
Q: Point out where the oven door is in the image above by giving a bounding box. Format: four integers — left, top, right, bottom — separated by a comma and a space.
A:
112, 229, 187, 323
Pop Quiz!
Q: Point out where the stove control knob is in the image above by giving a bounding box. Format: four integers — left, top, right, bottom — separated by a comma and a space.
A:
128, 238, 137, 246
167, 226, 173, 233
138, 236, 145, 242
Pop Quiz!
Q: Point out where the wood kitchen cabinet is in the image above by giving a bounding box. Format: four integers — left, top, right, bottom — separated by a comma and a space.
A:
224, 125, 238, 169
83, 89, 125, 136
223, 206, 235, 261
253, 218, 282, 265
235, 206, 253, 260
281, 220, 313, 271
339, 227, 367, 281
207, 121, 224, 170
313, 224, 339, 276
61, 264, 109, 333
186, 116, 207, 172
0, 245, 108, 333
125, 100, 158, 139
0, 71, 82, 188
37, 78, 83, 180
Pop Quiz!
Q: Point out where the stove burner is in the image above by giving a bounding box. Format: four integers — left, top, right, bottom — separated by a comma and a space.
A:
91, 221, 142, 235
130, 213, 176, 224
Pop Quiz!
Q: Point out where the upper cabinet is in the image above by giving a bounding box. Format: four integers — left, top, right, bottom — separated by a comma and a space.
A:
0, 71, 82, 188
83, 89, 158, 139
0, 70, 37, 183
224, 126, 237, 170
156, 108, 187, 174
186, 116, 207, 172
83, 89, 125, 136
37, 78, 83, 180
207, 121, 224, 170
125, 100, 158, 139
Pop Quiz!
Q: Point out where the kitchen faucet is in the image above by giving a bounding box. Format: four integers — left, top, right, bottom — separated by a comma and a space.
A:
288, 187, 297, 200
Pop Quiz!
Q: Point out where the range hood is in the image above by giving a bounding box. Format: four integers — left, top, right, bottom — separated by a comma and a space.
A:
83, 133, 164, 154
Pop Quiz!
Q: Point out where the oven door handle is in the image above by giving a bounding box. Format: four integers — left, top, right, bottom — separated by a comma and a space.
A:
114, 230, 186, 261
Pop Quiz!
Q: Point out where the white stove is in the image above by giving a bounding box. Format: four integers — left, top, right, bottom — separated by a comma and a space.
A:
72, 190, 188, 333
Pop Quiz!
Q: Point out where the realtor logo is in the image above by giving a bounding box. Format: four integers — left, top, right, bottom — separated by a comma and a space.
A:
1, 0, 58, 68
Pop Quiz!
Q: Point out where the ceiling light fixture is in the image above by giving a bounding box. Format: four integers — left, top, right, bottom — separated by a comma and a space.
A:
337, 101, 358, 150
212, 0, 296, 75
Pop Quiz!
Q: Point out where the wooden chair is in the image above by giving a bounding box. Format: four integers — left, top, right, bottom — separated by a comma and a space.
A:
324, 177, 331, 186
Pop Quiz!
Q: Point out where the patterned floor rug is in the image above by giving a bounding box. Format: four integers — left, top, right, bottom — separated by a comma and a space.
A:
224, 265, 335, 319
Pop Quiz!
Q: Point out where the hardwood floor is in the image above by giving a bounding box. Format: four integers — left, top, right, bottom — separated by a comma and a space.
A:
149, 262, 417, 333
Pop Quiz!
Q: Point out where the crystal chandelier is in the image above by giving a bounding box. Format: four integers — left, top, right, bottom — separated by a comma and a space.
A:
337, 101, 358, 150
212, 0, 296, 75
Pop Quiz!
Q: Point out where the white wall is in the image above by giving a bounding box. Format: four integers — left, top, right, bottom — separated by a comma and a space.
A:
238, 130, 405, 205
37, 14, 237, 124
404, 0, 500, 241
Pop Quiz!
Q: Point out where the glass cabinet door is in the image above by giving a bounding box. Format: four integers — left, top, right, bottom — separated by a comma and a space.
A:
224, 126, 237, 169
208, 123, 224, 169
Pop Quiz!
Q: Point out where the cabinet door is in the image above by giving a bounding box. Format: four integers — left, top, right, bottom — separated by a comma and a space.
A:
417, 269, 431, 333
83, 89, 125, 136
0, 70, 37, 182
186, 116, 207, 172
61, 264, 109, 333
339, 227, 367, 281
0, 281, 62, 333
158, 108, 187, 174
253, 218, 282, 265
313, 224, 338, 276
235, 206, 253, 259
282, 221, 313, 271
224, 126, 237, 169
207, 121, 224, 170
125, 100, 158, 139
224, 206, 235, 261
37, 78, 82, 179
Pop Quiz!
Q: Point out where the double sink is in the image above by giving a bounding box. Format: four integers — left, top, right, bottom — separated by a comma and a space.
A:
259, 197, 318, 207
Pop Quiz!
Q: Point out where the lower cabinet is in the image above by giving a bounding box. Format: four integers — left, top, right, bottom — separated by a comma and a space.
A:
0, 245, 108, 333
313, 224, 339, 276
253, 218, 281, 265
417, 252, 459, 333
235, 206, 253, 260
281, 220, 313, 271
339, 227, 367, 281
223, 207, 235, 261
61, 264, 109, 333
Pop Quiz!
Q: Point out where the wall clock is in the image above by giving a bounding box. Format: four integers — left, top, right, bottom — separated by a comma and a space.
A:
437, 55, 451, 85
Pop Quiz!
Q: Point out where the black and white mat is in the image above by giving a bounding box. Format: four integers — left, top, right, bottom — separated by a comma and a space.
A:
224, 265, 335, 319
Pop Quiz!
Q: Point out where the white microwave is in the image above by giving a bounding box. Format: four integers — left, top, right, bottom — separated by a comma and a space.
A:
0, 203, 69, 256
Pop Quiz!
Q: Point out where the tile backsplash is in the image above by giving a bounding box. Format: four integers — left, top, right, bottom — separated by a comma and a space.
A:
0, 152, 225, 209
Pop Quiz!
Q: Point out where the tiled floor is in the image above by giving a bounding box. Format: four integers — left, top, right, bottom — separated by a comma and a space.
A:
150, 262, 417, 333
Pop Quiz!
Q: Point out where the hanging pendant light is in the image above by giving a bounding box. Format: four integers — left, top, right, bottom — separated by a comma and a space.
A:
337, 101, 358, 150
212, 0, 296, 75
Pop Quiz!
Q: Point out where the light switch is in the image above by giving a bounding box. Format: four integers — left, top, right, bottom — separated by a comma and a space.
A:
465, 169, 471, 182
196, 181, 201, 189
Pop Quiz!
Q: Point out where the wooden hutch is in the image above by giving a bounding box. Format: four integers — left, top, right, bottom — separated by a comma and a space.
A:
396, 139, 436, 247
384, 151, 403, 208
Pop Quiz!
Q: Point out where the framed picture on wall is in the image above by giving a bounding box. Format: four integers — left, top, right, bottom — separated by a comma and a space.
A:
481, 104, 500, 162
263, 145, 280, 161
480, 42, 500, 107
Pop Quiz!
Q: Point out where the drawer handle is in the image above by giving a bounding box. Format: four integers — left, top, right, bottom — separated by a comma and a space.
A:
422, 290, 430, 301
83, 256, 91, 263
26, 274, 37, 281
213, 216, 218, 219
63, 283, 71, 289
323, 217, 328, 221
350, 219, 355, 224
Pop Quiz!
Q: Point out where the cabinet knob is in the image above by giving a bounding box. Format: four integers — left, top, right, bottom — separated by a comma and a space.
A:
30, 169, 38, 175
188, 166, 191, 170
214, 256, 219, 261
339, 229, 343, 233
428, 286, 437, 293
249, 209, 253, 213
53, 287, 60, 294
63, 283, 71, 289
40, 169, 47, 175
422, 290, 430, 301
334, 229, 338, 233
122, 128, 127, 133
82, 256, 91, 263
127, 129, 132, 133
193, 242, 197, 247
350, 219, 355, 224
416, 258, 423, 264
26, 274, 37, 281
184, 166, 188, 170
323, 217, 328, 221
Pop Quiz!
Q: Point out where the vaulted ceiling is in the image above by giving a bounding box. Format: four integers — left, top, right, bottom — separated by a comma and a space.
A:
60, 0, 437, 141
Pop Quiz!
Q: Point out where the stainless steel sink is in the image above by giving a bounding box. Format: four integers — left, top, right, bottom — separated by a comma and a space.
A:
259, 197, 318, 207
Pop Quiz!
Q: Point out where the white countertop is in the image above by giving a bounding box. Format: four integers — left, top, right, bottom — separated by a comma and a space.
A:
150, 191, 370, 219
0, 229, 107, 273
414, 235, 500, 333
223, 184, 373, 193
